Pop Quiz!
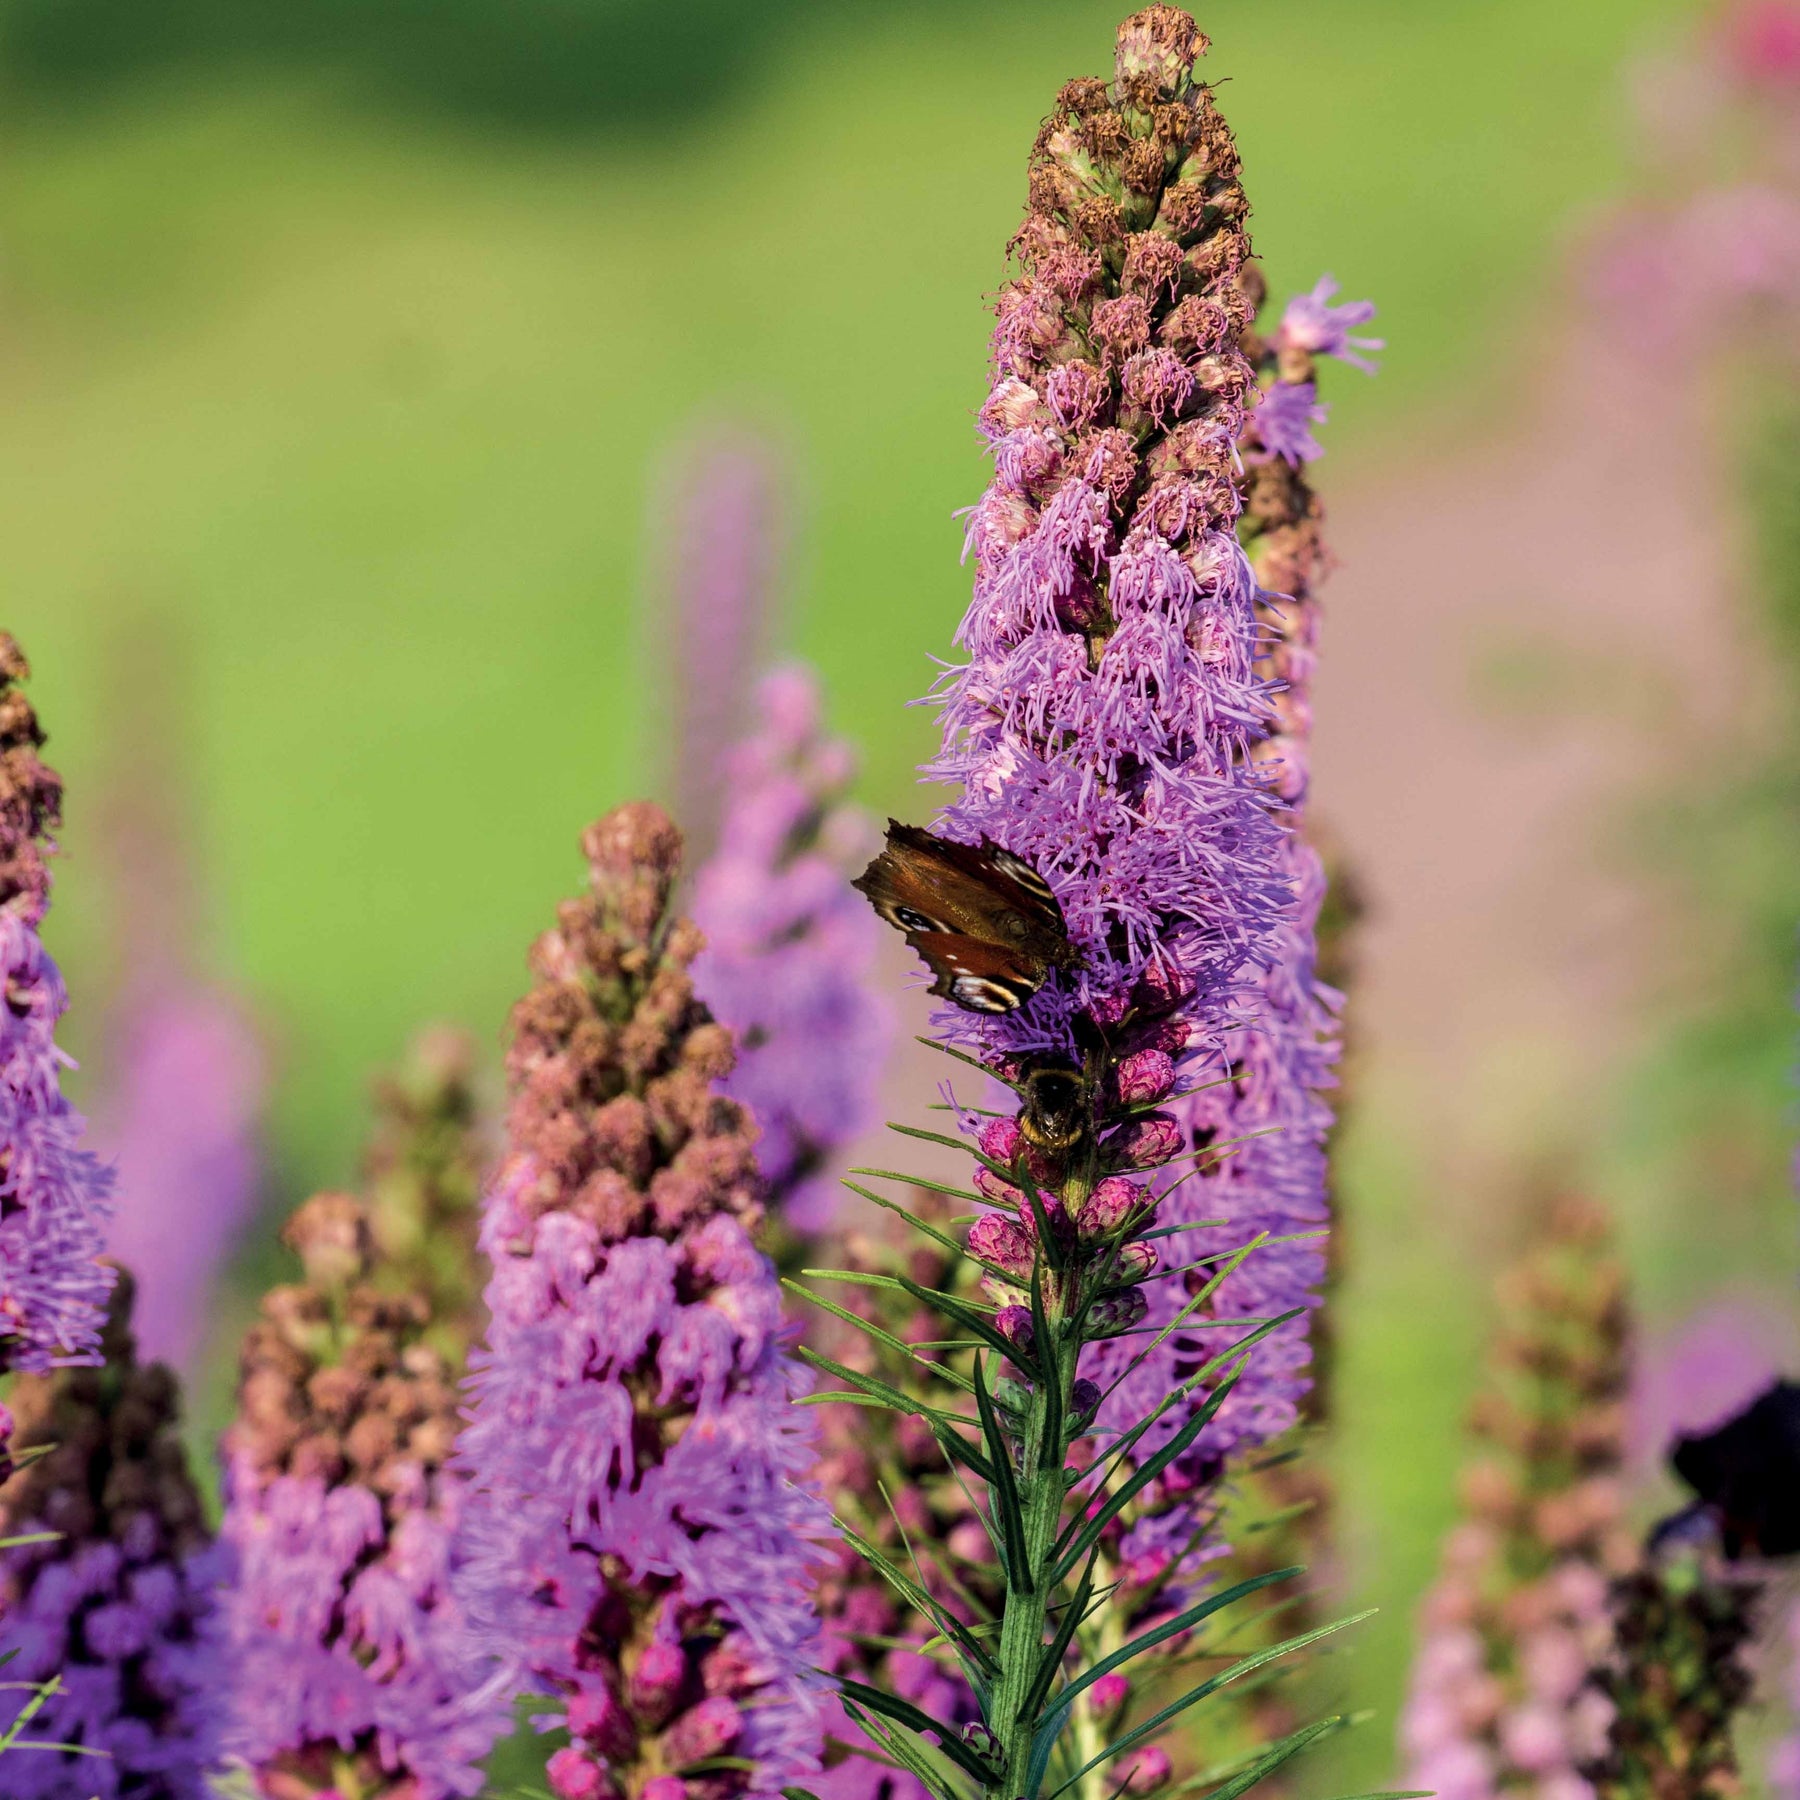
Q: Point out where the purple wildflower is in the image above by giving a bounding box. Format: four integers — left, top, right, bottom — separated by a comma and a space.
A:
0, 635, 116, 1373
1275, 276, 1383, 372
1087, 267, 1373, 1508
98, 990, 263, 1373
453, 803, 832, 1800
1250, 379, 1327, 465
0, 1270, 217, 1796
664, 429, 787, 863
1399, 1200, 1634, 1800
214, 1191, 506, 1800
691, 667, 891, 1235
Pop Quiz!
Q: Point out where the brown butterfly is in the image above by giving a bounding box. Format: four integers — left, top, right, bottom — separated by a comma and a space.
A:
852, 820, 1080, 1014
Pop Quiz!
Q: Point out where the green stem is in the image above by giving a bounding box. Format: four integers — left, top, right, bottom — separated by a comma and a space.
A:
990, 1330, 1080, 1800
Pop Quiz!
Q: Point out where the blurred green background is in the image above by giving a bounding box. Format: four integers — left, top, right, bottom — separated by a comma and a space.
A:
9, 0, 1799, 1792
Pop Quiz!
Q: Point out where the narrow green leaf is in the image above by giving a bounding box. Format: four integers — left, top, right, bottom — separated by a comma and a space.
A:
839, 1680, 993, 1784
1185, 1718, 1340, 1800
887, 1122, 1017, 1186
1052, 1371, 1242, 1582
785, 1280, 976, 1397
1018, 1566, 1095, 1726
840, 1700, 966, 1800
973, 1355, 1032, 1595
841, 1182, 968, 1260
840, 1528, 996, 1677
845, 1170, 987, 1208
915, 1035, 1026, 1090
1031, 1567, 1300, 1773
1030, 1267, 1063, 1461
1046, 1611, 1376, 1798
897, 1275, 1035, 1378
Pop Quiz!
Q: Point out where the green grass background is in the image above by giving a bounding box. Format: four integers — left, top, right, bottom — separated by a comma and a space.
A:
9, 0, 1795, 1792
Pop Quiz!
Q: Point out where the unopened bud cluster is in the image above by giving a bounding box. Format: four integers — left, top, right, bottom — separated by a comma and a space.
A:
1401, 1200, 1636, 1800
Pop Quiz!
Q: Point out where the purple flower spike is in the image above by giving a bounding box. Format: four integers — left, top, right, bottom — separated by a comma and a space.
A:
215, 1190, 509, 1800
0, 635, 116, 1374
454, 803, 833, 1800
99, 989, 263, 1373
1275, 276, 1383, 372
692, 667, 892, 1235
0, 1271, 217, 1796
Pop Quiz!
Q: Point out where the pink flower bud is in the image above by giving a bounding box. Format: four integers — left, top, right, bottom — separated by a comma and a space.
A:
547, 1748, 612, 1800
1105, 1112, 1182, 1170
1088, 1287, 1148, 1339
629, 1640, 688, 1722
1087, 1672, 1130, 1714
974, 1164, 1021, 1206
1119, 1745, 1173, 1792
1114, 1049, 1176, 1106
1071, 1378, 1102, 1423
567, 1685, 637, 1761
962, 1721, 1003, 1763
969, 1214, 1035, 1278
663, 1694, 742, 1767
641, 1779, 687, 1800
979, 1116, 1022, 1164
996, 1306, 1036, 1355
1113, 1241, 1158, 1283
1077, 1176, 1144, 1238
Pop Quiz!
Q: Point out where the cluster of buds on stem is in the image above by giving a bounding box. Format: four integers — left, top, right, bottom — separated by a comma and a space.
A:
1400, 1198, 1635, 1800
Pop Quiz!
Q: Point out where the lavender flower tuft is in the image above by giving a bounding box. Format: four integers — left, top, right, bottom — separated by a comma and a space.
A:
0, 1269, 216, 1796
692, 667, 891, 1235
454, 802, 831, 1800
0, 634, 116, 1372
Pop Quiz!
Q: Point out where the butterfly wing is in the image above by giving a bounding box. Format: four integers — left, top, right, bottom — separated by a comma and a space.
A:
905, 931, 1049, 1014
853, 820, 1080, 1014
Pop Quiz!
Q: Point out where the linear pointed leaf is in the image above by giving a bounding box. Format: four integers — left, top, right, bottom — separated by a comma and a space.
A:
846, 1170, 988, 1208
1186, 1719, 1340, 1800
1018, 1566, 1095, 1727
1052, 1371, 1242, 1582
973, 1355, 1032, 1594
785, 1280, 977, 1397
841, 1182, 968, 1259
1030, 1267, 1063, 1460
915, 1035, 1026, 1090
838, 1680, 993, 1784
840, 1700, 966, 1800
1047, 1611, 1375, 1798
898, 1275, 1035, 1378
839, 1527, 996, 1676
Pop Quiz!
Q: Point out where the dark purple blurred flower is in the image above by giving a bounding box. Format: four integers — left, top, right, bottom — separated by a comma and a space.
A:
0, 635, 115, 1373
692, 667, 891, 1235
0, 1271, 216, 1796
99, 991, 262, 1373
454, 804, 831, 1800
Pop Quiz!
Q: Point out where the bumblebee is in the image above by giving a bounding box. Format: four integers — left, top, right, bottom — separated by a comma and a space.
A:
1017, 1059, 1091, 1160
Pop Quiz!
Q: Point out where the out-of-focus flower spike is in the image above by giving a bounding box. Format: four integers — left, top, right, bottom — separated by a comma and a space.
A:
453, 802, 833, 1800
0, 1268, 218, 1796
692, 666, 891, 1236
214, 1187, 508, 1800
0, 633, 116, 1373
1399, 1198, 1635, 1800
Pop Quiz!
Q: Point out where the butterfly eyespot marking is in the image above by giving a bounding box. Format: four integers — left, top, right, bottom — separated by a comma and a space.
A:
951, 975, 1025, 1013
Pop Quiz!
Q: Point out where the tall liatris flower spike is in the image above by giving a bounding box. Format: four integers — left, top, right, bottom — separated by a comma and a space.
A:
0, 1270, 217, 1796
1090, 263, 1377, 1588
693, 667, 891, 1237
215, 1188, 506, 1800
453, 802, 832, 1800
1399, 1198, 1634, 1800
812, 13, 1367, 1800
0, 634, 116, 1371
